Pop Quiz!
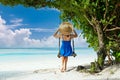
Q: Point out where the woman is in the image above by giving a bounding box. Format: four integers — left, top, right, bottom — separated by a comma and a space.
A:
53, 22, 78, 72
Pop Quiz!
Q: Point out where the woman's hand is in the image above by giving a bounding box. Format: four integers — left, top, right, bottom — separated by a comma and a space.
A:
53, 28, 60, 38
72, 29, 78, 38
57, 28, 60, 32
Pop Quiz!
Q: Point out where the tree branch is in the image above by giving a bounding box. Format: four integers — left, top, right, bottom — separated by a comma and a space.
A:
83, 15, 97, 32
105, 27, 120, 31
83, 15, 94, 26
104, 0, 109, 19
103, 25, 108, 31
106, 36, 120, 42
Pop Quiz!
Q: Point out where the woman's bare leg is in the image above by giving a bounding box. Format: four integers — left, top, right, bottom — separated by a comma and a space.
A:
61, 56, 68, 72
64, 57, 68, 71
61, 57, 65, 72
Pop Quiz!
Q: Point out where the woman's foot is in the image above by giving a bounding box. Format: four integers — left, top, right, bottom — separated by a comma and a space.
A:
61, 69, 64, 72
61, 68, 67, 72
61, 67, 65, 72
64, 68, 67, 72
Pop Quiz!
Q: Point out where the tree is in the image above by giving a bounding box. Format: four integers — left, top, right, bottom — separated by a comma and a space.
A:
0, 0, 120, 70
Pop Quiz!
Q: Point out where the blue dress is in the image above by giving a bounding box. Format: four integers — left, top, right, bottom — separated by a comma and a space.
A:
60, 40, 72, 57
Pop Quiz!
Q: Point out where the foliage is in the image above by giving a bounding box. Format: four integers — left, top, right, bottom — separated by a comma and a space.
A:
112, 52, 120, 63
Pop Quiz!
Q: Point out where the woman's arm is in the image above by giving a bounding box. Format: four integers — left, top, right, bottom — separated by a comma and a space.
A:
71, 29, 78, 38
53, 29, 61, 38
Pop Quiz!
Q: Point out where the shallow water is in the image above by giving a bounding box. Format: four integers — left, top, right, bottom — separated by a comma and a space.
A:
0, 48, 97, 70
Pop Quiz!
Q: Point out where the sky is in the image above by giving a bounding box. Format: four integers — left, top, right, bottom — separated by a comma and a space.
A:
0, 4, 88, 48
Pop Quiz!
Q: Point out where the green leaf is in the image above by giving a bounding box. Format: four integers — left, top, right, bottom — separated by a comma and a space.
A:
118, 34, 120, 38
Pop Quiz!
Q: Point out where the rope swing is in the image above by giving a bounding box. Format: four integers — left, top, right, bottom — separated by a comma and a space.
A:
57, 1, 77, 58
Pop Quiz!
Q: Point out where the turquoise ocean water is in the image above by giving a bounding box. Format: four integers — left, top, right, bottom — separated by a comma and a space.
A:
0, 48, 95, 56
0, 48, 96, 62
0, 48, 97, 70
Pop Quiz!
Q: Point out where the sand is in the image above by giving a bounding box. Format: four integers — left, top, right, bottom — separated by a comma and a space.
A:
0, 63, 120, 80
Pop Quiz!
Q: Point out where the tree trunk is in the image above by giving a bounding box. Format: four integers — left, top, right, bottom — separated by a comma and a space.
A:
97, 47, 106, 70
95, 21, 107, 70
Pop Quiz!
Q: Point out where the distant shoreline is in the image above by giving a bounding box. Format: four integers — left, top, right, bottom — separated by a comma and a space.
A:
0, 47, 93, 49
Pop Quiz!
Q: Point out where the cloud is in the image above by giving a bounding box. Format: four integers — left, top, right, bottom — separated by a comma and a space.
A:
39, 36, 58, 47
38, 7, 60, 12
7, 18, 28, 28
0, 16, 57, 48
30, 28, 56, 32
41, 35, 88, 48
0, 16, 35, 48
0, 16, 88, 48
49, 8, 60, 12
74, 36, 88, 48
0, 16, 6, 24
10, 18, 23, 23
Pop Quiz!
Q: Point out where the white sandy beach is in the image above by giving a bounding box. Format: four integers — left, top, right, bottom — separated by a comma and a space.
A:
0, 56, 120, 80
0, 63, 120, 80
0, 48, 119, 80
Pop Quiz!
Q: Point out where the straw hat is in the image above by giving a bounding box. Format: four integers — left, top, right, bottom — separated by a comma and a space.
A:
59, 22, 73, 35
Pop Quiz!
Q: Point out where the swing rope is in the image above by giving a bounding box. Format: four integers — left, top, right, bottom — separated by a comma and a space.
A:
57, 1, 76, 58
72, 38, 77, 57
57, 37, 61, 58
70, 1, 77, 57
72, 38, 74, 52
57, 1, 61, 58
